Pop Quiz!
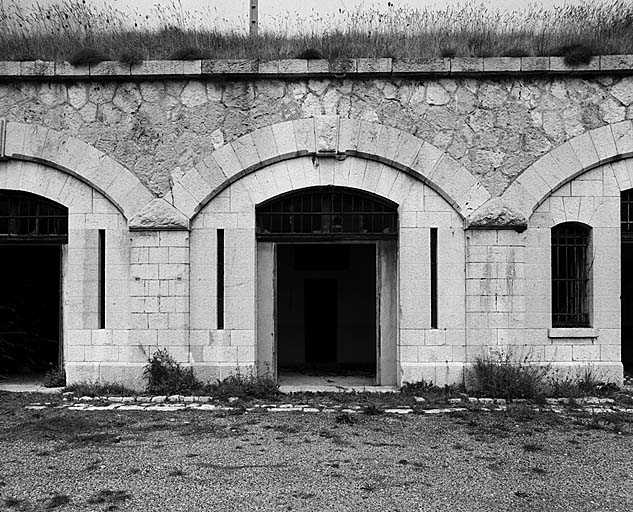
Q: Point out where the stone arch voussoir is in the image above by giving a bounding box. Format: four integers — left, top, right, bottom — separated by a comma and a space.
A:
1, 120, 154, 221
498, 120, 633, 222
172, 116, 490, 221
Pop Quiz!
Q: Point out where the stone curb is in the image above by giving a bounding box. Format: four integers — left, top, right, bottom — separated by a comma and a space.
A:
2, 55, 633, 80
23, 394, 633, 415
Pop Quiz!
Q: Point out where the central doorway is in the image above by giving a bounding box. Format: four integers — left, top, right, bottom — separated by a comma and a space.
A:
276, 244, 376, 382
255, 185, 398, 386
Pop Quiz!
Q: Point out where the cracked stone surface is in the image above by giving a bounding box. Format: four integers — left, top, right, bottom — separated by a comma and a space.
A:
1, 76, 632, 197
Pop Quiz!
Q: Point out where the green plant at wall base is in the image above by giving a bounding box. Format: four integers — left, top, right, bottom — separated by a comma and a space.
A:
465, 352, 549, 400
64, 381, 138, 396
143, 349, 201, 395
206, 372, 280, 401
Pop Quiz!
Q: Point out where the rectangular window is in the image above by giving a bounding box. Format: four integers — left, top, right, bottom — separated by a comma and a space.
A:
98, 229, 105, 329
217, 229, 224, 330
552, 222, 591, 327
430, 227, 438, 328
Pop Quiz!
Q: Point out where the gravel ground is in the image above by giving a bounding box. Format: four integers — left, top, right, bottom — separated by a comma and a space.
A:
0, 392, 632, 512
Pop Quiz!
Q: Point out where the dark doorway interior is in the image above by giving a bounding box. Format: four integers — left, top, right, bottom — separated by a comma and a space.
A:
0, 245, 61, 376
622, 243, 633, 371
277, 244, 376, 376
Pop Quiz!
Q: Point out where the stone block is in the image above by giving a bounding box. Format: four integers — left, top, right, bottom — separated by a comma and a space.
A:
55, 61, 89, 76
450, 57, 483, 73
250, 126, 278, 163
212, 143, 243, 179
271, 120, 298, 156
589, 125, 618, 163
278, 59, 308, 74
307, 60, 329, 74
338, 118, 360, 153
231, 134, 260, 170
357, 58, 392, 74
90, 61, 131, 76
202, 60, 258, 74
258, 60, 279, 74
600, 54, 633, 71
330, 59, 357, 74
572, 344, 601, 361
20, 60, 55, 76
315, 115, 339, 154
0, 61, 21, 76
392, 58, 450, 74
611, 120, 633, 156
130, 60, 183, 76
483, 57, 520, 72
520, 56, 549, 72
293, 118, 316, 153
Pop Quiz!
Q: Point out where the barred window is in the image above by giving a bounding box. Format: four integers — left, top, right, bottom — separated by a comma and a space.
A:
551, 222, 591, 328
0, 191, 68, 242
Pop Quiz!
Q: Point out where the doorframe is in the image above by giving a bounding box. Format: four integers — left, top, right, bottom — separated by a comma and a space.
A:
256, 239, 398, 385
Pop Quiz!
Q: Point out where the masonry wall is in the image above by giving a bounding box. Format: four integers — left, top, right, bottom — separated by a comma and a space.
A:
2, 58, 633, 386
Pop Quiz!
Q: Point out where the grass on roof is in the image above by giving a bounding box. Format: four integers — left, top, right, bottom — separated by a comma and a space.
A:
0, 0, 631, 63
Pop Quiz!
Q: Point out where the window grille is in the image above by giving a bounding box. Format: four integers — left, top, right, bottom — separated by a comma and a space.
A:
256, 186, 398, 240
0, 191, 68, 243
622, 189, 633, 242
551, 222, 591, 328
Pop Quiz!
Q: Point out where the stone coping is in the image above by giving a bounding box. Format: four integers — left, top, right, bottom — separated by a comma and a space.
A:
2, 55, 633, 79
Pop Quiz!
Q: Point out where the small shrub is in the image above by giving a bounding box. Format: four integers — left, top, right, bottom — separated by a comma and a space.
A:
552, 43, 594, 66
440, 46, 456, 58
118, 49, 144, 66
296, 48, 324, 59
42, 367, 66, 388
465, 352, 548, 400
170, 47, 208, 60
68, 47, 109, 66
64, 381, 137, 396
143, 349, 201, 395
45, 494, 70, 510
206, 371, 279, 401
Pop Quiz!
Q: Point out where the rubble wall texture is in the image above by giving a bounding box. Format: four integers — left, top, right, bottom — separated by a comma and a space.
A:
2, 74, 632, 197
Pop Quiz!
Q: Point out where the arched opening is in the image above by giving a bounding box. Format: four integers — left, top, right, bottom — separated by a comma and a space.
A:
256, 186, 398, 386
0, 190, 68, 379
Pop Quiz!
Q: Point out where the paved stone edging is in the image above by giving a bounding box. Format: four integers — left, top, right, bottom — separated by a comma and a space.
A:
3, 55, 633, 80
22, 394, 633, 416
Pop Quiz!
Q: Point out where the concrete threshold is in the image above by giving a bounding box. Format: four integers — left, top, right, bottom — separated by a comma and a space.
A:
280, 385, 398, 393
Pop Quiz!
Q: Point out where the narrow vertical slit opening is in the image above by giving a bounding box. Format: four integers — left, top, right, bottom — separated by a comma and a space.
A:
217, 229, 225, 330
98, 229, 105, 329
430, 227, 438, 329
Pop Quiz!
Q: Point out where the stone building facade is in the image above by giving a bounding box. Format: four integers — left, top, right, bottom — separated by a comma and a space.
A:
1, 56, 633, 387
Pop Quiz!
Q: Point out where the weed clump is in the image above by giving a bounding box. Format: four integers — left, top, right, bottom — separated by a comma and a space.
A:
68, 47, 109, 66
296, 48, 324, 59
465, 352, 548, 400
552, 43, 594, 66
118, 49, 144, 65
206, 372, 280, 401
143, 349, 200, 395
64, 381, 138, 396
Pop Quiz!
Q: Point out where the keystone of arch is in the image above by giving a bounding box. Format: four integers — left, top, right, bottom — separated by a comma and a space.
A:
169, 116, 491, 219
0, 120, 154, 220
499, 120, 633, 222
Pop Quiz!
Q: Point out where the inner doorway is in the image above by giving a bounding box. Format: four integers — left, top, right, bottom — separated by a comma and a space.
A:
277, 244, 376, 381
0, 191, 67, 379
